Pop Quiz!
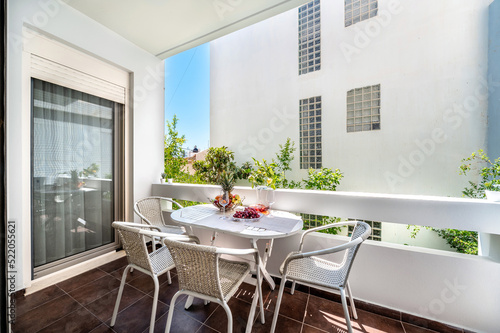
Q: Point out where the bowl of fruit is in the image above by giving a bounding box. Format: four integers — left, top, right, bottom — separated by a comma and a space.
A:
232, 207, 263, 222
211, 193, 243, 212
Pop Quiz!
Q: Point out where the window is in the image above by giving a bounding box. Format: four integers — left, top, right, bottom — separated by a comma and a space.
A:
298, 0, 321, 75
300, 96, 322, 169
347, 84, 380, 132
31, 78, 123, 267
348, 219, 382, 241
345, 0, 378, 27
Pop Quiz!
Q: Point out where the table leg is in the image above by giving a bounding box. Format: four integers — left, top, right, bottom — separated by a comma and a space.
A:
210, 231, 218, 246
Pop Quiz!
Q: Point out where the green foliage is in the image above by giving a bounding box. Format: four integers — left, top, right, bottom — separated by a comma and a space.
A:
192, 146, 249, 184
164, 115, 187, 179
248, 158, 280, 189
248, 138, 301, 189
303, 168, 343, 191
459, 149, 500, 198
431, 228, 478, 255
80, 163, 99, 178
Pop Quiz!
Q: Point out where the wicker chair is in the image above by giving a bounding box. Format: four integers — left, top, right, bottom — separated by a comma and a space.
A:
134, 197, 188, 248
270, 221, 371, 333
163, 239, 265, 333
111, 222, 199, 333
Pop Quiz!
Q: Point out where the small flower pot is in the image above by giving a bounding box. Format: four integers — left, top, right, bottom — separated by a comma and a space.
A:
167, 178, 173, 184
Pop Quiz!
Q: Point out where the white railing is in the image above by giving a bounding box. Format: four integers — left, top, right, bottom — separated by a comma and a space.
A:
152, 183, 500, 234
152, 183, 500, 333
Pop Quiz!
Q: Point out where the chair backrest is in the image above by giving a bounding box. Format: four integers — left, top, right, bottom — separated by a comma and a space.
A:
112, 222, 153, 273
164, 239, 224, 300
135, 197, 165, 226
134, 197, 184, 227
338, 221, 371, 286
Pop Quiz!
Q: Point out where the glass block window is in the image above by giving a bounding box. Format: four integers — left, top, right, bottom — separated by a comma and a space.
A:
300, 96, 322, 169
298, 0, 321, 75
348, 219, 382, 241
301, 213, 324, 229
347, 84, 380, 132
345, 0, 378, 27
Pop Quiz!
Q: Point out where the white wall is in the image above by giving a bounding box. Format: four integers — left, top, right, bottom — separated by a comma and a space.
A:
7, 0, 165, 290
210, 0, 491, 197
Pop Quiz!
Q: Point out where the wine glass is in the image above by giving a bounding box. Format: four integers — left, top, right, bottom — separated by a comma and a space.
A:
267, 189, 275, 218
219, 190, 230, 219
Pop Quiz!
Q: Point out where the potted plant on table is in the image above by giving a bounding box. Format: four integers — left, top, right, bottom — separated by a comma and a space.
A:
211, 171, 242, 213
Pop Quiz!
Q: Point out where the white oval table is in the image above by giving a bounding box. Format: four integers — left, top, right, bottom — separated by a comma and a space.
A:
170, 204, 303, 333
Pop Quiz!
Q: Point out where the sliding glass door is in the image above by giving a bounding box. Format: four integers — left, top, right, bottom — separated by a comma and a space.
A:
31, 78, 122, 269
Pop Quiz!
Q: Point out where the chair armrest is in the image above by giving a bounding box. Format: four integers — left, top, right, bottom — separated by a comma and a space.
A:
112, 222, 161, 232
215, 248, 258, 256
298, 221, 361, 251
283, 237, 364, 274
142, 230, 200, 244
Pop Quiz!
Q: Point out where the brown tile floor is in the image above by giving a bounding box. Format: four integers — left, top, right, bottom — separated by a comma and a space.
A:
11, 256, 458, 333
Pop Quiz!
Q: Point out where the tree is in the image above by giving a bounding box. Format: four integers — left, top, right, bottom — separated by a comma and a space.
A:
164, 115, 187, 179
193, 146, 250, 184
459, 149, 500, 198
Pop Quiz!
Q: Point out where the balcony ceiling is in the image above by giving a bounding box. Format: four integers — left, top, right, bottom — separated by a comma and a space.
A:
63, 0, 309, 59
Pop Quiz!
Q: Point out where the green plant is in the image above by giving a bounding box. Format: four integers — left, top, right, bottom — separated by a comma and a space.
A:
80, 163, 99, 178
247, 158, 280, 189
164, 115, 187, 180
459, 149, 500, 198
193, 146, 248, 184
219, 171, 235, 192
274, 138, 301, 189
303, 168, 343, 191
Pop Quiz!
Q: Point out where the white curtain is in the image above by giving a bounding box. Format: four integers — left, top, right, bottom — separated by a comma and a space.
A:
32, 78, 118, 267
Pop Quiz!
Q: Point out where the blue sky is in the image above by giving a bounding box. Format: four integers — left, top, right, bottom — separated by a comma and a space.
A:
165, 43, 210, 151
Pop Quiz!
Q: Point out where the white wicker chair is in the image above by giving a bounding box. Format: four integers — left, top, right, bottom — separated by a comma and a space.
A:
111, 222, 199, 333
134, 197, 188, 248
163, 239, 265, 333
270, 221, 371, 333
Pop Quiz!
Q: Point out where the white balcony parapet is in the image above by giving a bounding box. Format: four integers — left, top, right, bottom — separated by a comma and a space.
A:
152, 183, 500, 235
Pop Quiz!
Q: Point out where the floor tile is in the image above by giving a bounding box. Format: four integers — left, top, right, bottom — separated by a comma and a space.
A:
148, 309, 203, 333
301, 324, 329, 333
98, 257, 129, 274
232, 281, 271, 306
107, 294, 168, 333
303, 294, 350, 332
126, 270, 171, 295
85, 284, 146, 322
250, 306, 302, 333
69, 275, 121, 305
12, 294, 81, 333
196, 324, 220, 333
174, 295, 218, 323
354, 309, 405, 333
37, 307, 102, 333
13, 285, 65, 318
57, 268, 108, 293
204, 297, 253, 333
265, 287, 308, 322
109, 265, 147, 283
89, 324, 116, 333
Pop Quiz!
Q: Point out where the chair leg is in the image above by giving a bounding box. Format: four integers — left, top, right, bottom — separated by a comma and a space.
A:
165, 291, 183, 333
346, 281, 358, 319
270, 276, 287, 333
111, 265, 131, 326
221, 301, 233, 333
167, 270, 172, 285
149, 275, 160, 333
257, 265, 265, 324
184, 295, 194, 309
340, 287, 353, 333
290, 280, 296, 295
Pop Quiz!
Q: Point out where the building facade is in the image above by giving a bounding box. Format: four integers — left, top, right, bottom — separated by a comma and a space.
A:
210, 0, 492, 198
